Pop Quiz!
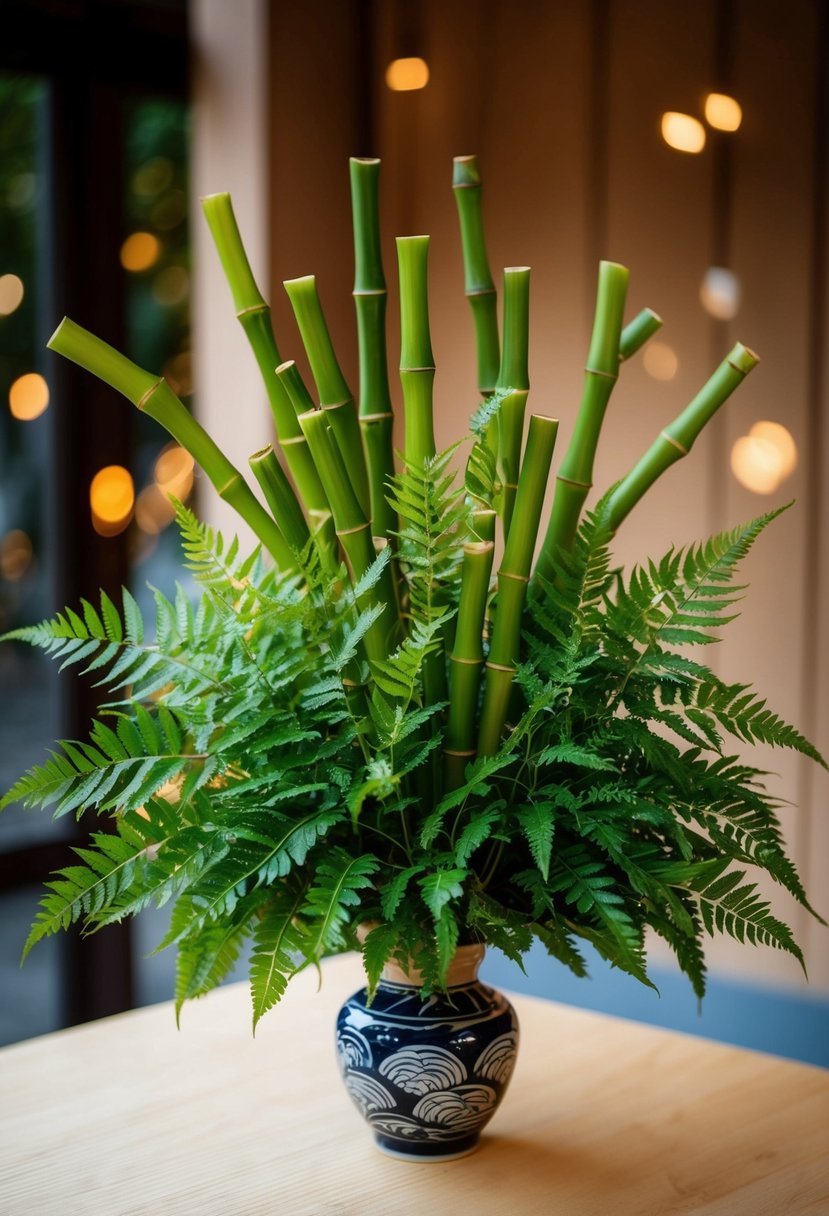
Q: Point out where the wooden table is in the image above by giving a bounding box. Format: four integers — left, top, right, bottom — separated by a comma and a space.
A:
1, 954, 827, 1215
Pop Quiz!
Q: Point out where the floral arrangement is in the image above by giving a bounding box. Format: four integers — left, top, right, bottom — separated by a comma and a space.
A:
2, 155, 823, 1028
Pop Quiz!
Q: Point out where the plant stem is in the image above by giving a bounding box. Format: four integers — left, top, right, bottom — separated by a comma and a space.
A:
452, 155, 500, 396
534, 261, 629, 583
471, 508, 497, 543
445, 538, 495, 790
477, 415, 559, 756
496, 267, 531, 537
350, 158, 398, 540
249, 446, 311, 556
619, 308, 662, 362
48, 318, 294, 569
297, 409, 394, 662
397, 236, 436, 468
200, 193, 326, 518
606, 343, 760, 530
283, 275, 371, 518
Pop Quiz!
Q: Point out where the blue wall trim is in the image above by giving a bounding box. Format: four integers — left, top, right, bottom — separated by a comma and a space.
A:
480, 942, 829, 1070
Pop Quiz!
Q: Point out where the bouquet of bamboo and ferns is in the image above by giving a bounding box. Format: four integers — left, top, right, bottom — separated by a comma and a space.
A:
3, 156, 824, 1028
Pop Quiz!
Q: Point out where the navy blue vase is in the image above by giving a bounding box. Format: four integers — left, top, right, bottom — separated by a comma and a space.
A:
335, 944, 519, 1161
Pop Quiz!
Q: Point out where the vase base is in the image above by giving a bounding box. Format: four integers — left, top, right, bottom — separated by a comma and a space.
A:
373, 1133, 480, 1163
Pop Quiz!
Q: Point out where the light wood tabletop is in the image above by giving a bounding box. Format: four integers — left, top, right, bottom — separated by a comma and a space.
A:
1, 953, 827, 1215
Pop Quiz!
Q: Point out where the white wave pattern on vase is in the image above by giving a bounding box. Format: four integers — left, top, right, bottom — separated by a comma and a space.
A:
378, 1045, 467, 1095
336, 1026, 373, 1071
412, 1085, 497, 1131
474, 1033, 518, 1085
344, 1072, 395, 1115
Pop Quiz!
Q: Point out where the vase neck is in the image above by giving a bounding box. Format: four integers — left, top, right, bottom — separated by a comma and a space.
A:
381, 943, 485, 987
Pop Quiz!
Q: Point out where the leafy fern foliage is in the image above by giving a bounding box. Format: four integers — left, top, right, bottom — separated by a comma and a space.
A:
2, 481, 824, 1026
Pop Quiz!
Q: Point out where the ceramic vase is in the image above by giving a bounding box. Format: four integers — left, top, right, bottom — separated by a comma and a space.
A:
335, 944, 519, 1161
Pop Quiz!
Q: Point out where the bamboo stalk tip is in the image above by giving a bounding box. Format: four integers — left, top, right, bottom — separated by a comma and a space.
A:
452, 155, 480, 187
732, 342, 760, 371
645, 308, 663, 323
46, 316, 72, 350
275, 360, 296, 375
396, 235, 430, 246
249, 444, 273, 463
200, 191, 231, 206
350, 156, 380, 166
283, 275, 316, 293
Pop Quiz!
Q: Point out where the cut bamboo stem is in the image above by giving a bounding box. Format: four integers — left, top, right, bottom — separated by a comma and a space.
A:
534, 261, 629, 584
477, 415, 559, 756
445, 536, 495, 790
452, 155, 500, 397
619, 307, 662, 362
496, 266, 531, 538
200, 193, 326, 518
284, 275, 371, 518
48, 318, 294, 570
297, 409, 394, 662
249, 446, 311, 556
350, 158, 397, 539
397, 236, 436, 468
606, 343, 760, 531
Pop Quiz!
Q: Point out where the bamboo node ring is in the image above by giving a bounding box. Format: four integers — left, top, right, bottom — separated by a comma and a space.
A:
336, 522, 371, 537
585, 365, 618, 380
486, 661, 517, 674
660, 431, 688, 455
236, 303, 269, 319
500, 571, 530, 584
449, 654, 483, 666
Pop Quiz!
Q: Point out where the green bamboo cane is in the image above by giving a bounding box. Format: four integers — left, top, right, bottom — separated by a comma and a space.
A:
274, 359, 341, 570
283, 275, 371, 519
471, 507, 497, 543
350, 158, 397, 539
48, 318, 294, 570
496, 266, 531, 538
452, 154, 500, 398
200, 193, 326, 518
534, 261, 629, 585
606, 343, 760, 531
297, 409, 395, 663
445, 536, 495, 790
477, 415, 559, 756
249, 446, 311, 556
397, 236, 436, 468
619, 307, 662, 362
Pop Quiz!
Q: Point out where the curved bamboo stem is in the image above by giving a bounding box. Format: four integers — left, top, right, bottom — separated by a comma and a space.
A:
350, 158, 397, 539
284, 275, 370, 519
200, 193, 326, 517
48, 318, 294, 570
452, 155, 500, 397
606, 343, 760, 531
397, 236, 436, 468
534, 261, 629, 583
477, 415, 559, 756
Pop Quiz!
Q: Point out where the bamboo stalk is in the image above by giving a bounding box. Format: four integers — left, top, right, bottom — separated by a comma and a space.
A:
606, 343, 760, 531
471, 507, 497, 543
297, 409, 394, 662
283, 275, 371, 518
496, 267, 531, 537
249, 446, 311, 556
534, 261, 629, 584
48, 318, 294, 570
477, 415, 559, 756
350, 158, 397, 539
452, 155, 500, 397
619, 307, 662, 362
397, 236, 436, 468
445, 537, 495, 790
200, 193, 326, 518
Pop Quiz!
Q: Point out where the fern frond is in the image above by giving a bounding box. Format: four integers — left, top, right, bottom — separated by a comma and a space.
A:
302, 850, 380, 960
249, 880, 310, 1031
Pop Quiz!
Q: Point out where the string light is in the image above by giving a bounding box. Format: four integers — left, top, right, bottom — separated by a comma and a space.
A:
386, 57, 430, 91
661, 112, 706, 154
704, 93, 743, 132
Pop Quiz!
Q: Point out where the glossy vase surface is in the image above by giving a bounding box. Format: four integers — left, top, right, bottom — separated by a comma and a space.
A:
335, 945, 519, 1161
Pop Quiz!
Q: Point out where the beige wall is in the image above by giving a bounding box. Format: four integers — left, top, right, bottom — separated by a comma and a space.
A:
196, 0, 829, 992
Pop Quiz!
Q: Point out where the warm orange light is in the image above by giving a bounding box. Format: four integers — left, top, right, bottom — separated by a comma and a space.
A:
135, 484, 175, 535
0, 530, 33, 581
152, 265, 189, 306
9, 372, 49, 421
704, 93, 742, 132
661, 112, 706, 153
385, 57, 430, 91
642, 341, 679, 382
0, 273, 25, 316
154, 442, 195, 501
90, 465, 135, 535
730, 435, 783, 494
750, 421, 797, 479
120, 231, 161, 273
